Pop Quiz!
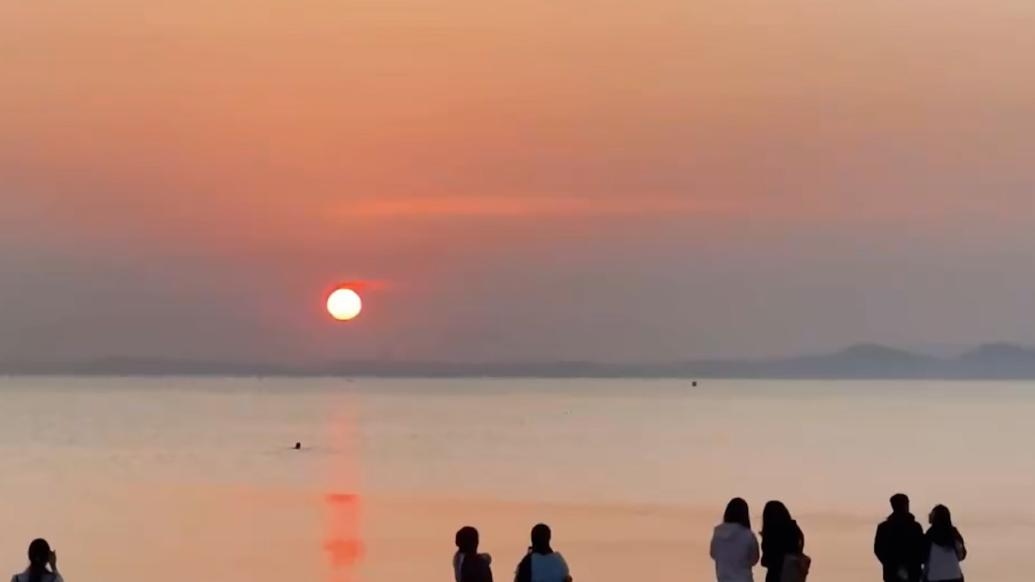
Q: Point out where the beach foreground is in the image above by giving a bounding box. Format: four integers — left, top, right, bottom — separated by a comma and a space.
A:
1, 377, 1034, 581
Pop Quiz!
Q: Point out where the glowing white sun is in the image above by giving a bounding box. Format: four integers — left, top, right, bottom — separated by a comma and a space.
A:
327, 288, 363, 321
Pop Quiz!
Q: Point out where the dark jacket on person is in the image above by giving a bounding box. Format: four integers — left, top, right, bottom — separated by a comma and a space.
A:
874, 511, 926, 582
761, 520, 804, 582
459, 553, 494, 582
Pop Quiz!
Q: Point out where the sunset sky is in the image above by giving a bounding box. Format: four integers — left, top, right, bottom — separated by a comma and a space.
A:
3, 0, 1035, 363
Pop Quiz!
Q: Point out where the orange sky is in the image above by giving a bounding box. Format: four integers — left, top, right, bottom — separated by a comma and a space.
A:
3, 0, 1035, 362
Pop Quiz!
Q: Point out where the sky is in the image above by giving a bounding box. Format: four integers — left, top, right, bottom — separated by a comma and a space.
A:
2, 0, 1035, 364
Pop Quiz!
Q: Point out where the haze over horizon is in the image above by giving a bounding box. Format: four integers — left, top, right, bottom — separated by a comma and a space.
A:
4, 0, 1035, 364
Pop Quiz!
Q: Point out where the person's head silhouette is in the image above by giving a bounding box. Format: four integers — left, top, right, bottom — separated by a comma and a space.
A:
890, 493, 910, 514
530, 523, 552, 554
723, 497, 751, 529
455, 526, 479, 555
25, 538, 54, 582
762, 500, 792, 533
929, 504, 953, 528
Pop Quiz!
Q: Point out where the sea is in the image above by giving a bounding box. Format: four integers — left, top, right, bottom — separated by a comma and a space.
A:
1, 377, 1033, 581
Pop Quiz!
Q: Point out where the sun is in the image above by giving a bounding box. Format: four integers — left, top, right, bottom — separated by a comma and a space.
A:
327, 288, 363, 321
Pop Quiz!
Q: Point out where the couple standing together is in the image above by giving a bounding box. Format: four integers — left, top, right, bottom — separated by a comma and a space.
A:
710, 498, 808, 582
710, 494, 967, 582
874, 494, 966, 582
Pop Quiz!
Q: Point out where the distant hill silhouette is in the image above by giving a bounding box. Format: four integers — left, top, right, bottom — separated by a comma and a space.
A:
736, 343, 940, 379
6, 343, 1035, 378
948, 343, 1035, 378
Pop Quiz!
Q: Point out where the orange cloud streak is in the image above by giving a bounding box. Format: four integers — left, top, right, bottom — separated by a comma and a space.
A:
345, 194, 747, 219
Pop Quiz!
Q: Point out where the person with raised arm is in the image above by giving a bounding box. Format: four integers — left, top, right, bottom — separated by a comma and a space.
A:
12, 539, 63, 582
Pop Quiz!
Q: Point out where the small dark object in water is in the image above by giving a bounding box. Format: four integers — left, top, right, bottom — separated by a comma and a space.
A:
294, 442, 302, 450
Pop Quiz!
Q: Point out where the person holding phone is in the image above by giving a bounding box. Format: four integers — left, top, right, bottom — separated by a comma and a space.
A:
12, 538, 63, 582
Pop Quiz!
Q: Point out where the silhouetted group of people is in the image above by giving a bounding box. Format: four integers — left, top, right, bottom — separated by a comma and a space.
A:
453, 523, 573, 582
9, 496, 967, 582
709, 494, 966, 582
455, 494, 966, 582
10, 539, 63, 582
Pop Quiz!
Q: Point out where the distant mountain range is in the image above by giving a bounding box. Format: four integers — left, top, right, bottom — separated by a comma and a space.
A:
7, 343, 1035, 379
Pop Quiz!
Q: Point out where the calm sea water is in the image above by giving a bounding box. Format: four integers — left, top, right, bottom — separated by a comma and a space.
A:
1, 377, 1033, 581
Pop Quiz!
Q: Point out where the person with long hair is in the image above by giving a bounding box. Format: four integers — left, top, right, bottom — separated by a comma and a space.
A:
760, 501, 805, 582
924, 505, 966, 582
453, 526, 494, 582
11, 539, 63, 582
710, 498, 760, 582
514, 523, 572, 582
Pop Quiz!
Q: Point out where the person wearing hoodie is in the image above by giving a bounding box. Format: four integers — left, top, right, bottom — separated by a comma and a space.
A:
454, 526, 494, 582
923, 505, 966, 582
710, 498, 760, 582
514, 523, 572, 582
760, 501, 805, 582
874, 494, 925, 582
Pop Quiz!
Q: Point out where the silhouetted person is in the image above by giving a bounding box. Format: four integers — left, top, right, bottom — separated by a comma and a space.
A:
924, 505, 966, 582
454, 526, 493, 582
760, 501, 805, 582
874, 493, 925, 582
12, 539, 63, 582
710, 497, 760, 582
515, 523, 572, 582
